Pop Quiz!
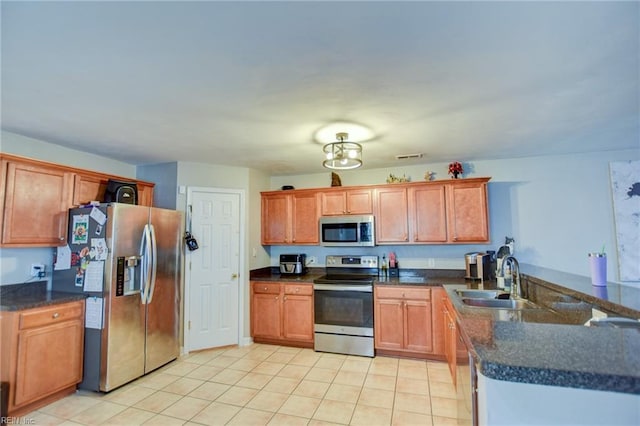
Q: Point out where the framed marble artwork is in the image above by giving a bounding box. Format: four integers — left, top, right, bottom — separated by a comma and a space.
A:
609, 160, 640, 281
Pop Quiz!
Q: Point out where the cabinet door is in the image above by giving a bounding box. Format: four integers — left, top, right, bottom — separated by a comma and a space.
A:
252, 293, 282, 339
346, 189, 373, 214
73, 173, 107, 206
282, 294, 313, 342
261, 193, 290, 244
320, 191, 347, 215
443, 304, 457, 384
430, 288, 446, 356
291, 192, 319, 244
14, 320, 84, 407
404, 300, 433, 353
409, 185, 447, 242
137, 184, 154, 207
376, 187, 409, 243
374, 299, 404, 350
2, 161, 73, 246
447, 182, 489, 242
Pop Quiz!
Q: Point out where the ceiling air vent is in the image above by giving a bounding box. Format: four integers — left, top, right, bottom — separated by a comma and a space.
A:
395, 153, 423, 160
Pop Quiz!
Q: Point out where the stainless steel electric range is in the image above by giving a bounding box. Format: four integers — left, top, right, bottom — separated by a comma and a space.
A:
313, 255, 378, 357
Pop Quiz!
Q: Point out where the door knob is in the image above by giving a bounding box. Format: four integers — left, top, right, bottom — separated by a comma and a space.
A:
231, 273, 238, 279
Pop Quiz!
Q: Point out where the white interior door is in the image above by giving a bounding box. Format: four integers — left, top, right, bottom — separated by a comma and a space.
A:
187, 188, 241, 351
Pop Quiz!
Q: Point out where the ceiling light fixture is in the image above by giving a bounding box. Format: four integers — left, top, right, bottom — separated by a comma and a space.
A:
323, 132, 362, 170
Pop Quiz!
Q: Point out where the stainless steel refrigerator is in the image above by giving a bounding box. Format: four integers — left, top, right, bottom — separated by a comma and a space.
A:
52, 203, 183, 392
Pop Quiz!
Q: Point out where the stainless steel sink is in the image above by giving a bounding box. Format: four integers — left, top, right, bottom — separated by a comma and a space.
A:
455, 289, 509, 299
461, 297, 541, 310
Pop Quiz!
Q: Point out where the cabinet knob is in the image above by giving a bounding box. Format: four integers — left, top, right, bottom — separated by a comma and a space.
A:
275, 296, 278, 300
52, 312, 60, 319
263, 287, 267, 291
59, 236, 65, 241
283, 296, 287, 301
295, 287, 299, 292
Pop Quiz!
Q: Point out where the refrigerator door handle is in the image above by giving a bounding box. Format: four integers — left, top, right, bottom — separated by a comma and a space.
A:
140, 224, 152, 305
146, 224, 158, 304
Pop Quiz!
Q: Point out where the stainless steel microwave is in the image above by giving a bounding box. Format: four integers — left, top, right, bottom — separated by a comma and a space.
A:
319, 215, 375, 247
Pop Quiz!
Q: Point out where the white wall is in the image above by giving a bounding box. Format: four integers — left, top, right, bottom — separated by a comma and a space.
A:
137, 162, 178, 209
1, 131, 135, 176
270, 149, 640, 286
0, 131, 139, 286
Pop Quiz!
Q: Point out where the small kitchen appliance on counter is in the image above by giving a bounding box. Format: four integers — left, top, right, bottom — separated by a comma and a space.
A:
279, 254, 307, 275
465, 252, 491, 281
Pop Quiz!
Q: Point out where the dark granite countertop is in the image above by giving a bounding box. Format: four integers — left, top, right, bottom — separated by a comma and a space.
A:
249, 266, 468, 286
0, 281, 87, 311
443, 282, 640, 395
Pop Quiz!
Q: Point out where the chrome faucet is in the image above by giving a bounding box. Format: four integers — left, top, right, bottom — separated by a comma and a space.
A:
501, 256, 521, 299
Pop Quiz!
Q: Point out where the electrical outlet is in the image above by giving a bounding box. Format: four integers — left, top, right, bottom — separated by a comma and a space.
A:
31, 263, 45, 277
308, 256, 317, 265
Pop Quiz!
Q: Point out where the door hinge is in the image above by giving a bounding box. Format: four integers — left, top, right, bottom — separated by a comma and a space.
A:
188, 320, 192, 330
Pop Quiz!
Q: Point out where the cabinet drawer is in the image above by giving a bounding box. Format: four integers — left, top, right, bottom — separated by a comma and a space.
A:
284, 284, 313, 296
376, 286, 430, 301
252, 282, 281, 295
19, 301, 84, 330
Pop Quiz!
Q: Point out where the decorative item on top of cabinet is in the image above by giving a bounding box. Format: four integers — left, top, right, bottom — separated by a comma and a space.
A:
0, 300, 85, 417
448, 161, 464, 179
386, 173, 410, 183
331, 172, 342, 187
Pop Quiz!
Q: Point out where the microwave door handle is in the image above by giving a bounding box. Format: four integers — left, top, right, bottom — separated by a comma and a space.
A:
146, 224, 158, 304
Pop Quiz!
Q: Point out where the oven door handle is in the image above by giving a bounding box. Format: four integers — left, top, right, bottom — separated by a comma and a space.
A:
313, 283, 373, 292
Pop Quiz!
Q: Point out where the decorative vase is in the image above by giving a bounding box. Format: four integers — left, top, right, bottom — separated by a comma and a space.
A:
452, 171, 459, 179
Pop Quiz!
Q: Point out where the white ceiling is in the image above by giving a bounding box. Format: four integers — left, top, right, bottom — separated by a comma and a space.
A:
2, 1, 638, 176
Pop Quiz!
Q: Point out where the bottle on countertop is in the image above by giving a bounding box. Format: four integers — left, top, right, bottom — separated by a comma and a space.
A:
381, 255, 388, 278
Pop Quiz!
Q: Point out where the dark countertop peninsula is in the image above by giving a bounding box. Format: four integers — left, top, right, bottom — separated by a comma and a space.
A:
251, 264, 640, 395
0, 281, 86, 311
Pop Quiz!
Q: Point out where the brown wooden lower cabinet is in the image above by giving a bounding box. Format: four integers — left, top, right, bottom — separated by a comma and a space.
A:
250, 281, 313, 348
0, 300, 85, 417
375, 286, 446, 358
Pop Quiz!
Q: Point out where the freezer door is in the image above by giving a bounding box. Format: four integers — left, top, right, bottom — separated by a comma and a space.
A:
145, 207, 183, 373
101, 203, 149, 391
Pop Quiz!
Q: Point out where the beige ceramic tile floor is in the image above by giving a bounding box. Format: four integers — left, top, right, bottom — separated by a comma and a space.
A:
24, 344, 458, 425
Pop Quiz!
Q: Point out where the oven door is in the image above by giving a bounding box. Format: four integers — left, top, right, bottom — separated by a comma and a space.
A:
313, 284, 373, 334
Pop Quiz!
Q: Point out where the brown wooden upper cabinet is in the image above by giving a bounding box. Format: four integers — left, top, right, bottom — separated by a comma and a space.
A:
320, 188, 373, 215
446, 180, 489, 243
375, 186, 410, 243
73, 171, 154, 207
0, 153, 155, 247
1, 158, 74, 246
261, 178, 490, 246
261, 190, 319, 245
374, 178, 490, 245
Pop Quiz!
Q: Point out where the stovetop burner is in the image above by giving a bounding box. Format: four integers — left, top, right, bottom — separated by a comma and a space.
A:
313, 255, 379, 285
